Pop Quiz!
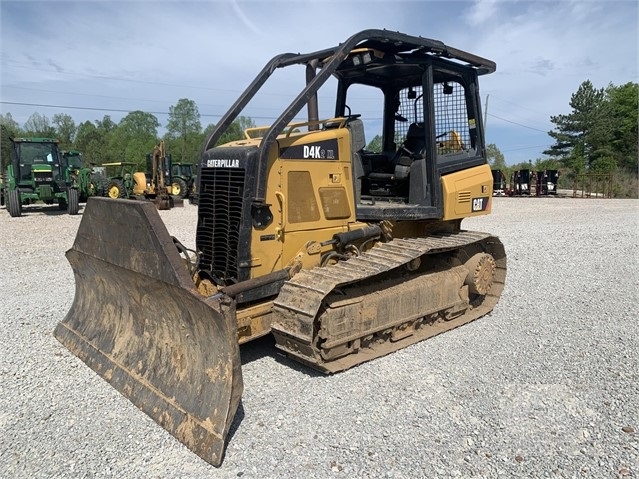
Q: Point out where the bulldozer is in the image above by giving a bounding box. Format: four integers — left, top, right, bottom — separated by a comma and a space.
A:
54, 30, 506, 467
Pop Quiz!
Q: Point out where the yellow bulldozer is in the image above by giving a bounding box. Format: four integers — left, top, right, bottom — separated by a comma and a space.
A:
54, 30, 506, 466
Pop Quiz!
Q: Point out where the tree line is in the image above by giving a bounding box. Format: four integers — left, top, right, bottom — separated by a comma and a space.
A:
1, 81, 637, 196
0, 98, 256, 171
487, 81, 638, 197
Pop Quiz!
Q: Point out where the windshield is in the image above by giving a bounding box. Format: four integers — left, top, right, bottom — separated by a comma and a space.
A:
173, 164, 192, 177
15, 141, 60, 181
17, 142, 59, 165
64, 153, 84, 168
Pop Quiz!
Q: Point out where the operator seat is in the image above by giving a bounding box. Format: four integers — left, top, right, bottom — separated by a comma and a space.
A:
403, 122, 426, 157
387, 122, 426, 179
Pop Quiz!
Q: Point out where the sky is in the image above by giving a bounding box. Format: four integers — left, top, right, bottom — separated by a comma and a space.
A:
1, 0, 637, 166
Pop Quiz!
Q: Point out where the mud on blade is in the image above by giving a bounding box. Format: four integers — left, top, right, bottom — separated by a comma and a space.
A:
54, 197, 243, 467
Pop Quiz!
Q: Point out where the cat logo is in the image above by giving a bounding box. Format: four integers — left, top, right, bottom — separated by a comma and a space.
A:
471, 197, 489, 212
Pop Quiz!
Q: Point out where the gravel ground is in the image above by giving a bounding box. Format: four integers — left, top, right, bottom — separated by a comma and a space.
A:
1, 197, 637, 479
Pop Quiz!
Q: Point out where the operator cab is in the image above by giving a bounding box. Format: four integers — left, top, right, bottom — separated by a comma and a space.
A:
331, 44, 488, 220
11, 138, 63, 183
199, 29, 495, 256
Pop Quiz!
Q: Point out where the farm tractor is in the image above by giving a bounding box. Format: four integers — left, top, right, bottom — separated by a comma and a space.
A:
62, 150, 102, 201
102, 162, 139, 199
1, 137, 80, 217
170, 161, 197, 199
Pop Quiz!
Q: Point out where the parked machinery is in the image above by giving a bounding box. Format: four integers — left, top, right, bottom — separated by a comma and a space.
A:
101, 142, 180, 210
491, 169, 507, 196
511, 169, 532, 196
55, 30, 507, 466
536, 169, 559, 196
170, 161, 197, 199
101, 161, 141, 199
1, 137, 79, 217
143, 140, 177, 209
61, 150, 102, 201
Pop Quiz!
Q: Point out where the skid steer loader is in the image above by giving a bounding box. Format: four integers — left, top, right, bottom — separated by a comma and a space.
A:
55, 30, 506, 466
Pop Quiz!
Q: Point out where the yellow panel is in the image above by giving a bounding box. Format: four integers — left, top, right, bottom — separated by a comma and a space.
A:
288, 171, 321, 223
441, 163, 493, 220
248, 124, 359, 280
319, 187, 351, 220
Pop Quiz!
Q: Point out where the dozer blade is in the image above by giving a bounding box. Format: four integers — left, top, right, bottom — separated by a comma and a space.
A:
54, 197, 242, 467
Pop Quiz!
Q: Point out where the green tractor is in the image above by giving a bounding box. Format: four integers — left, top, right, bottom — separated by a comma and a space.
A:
101, 162, 143, 199
62, 150, 102, 201
1, 137, 80, 217
170, 161, 196, 199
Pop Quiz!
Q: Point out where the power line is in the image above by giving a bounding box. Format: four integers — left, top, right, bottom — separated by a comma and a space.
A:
1, 84, 347, 115
1, 100, 554, 152
486, 94, 553, 116
487, 113, 549, 133
4, 59, 558, 134
1, 100, 173, 116
3, 85, 194, 105
502, 144, 552, 153
4, 99, 553, 130
0, 100, 304, 122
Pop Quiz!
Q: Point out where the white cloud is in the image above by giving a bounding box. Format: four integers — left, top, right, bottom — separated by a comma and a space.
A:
464, 0, 500, 26
1, 0, 637, 164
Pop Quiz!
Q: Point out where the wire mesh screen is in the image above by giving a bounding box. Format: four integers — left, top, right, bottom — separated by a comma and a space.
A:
394, 87, 423, 144
394, 82, 470, 154
434, 82, 470, 154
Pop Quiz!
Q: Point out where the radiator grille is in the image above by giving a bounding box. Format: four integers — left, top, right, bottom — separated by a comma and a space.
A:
196, 167, 246, 283
33, 171, 53, 182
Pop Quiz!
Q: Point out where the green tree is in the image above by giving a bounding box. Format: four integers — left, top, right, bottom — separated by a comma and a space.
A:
533, 157, 561, 171
96, 115, 117, 134
0, 112, 20, 133
165, 98, 202, 163
545, 80, 638, 196
117, 111, 160, 139
75, 121, 102, 164
544, 80, 609, 170
74, 115, 120, 164
52, 113, 76, 148
606, 82, 638, 172
366, 134, 382, 153
23, 112, 56, 137
110, 111, 160, 167
1, 114, 22, 171
216, 116, 256, 145
486, 143, 506, 169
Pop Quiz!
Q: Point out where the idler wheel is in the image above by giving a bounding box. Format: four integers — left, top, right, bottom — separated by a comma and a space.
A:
464, 252, 496, 295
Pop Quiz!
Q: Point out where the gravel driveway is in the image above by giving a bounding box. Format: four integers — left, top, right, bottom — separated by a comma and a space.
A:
1, 197, 637, 478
